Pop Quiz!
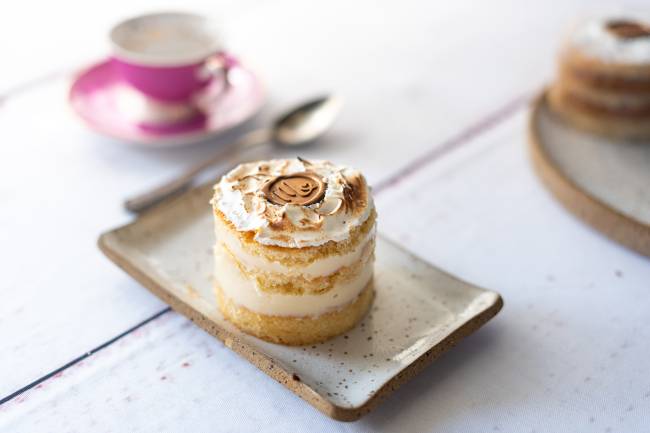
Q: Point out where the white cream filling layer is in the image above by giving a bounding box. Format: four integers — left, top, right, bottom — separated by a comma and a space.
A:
214, 214, 376, 279
214, 242, 373, 317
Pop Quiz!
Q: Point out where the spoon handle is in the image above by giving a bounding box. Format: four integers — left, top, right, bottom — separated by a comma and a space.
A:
124, 128, 271, 214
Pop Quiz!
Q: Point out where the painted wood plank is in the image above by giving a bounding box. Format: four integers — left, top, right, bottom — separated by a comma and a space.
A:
4, 1, 647, 430
0, 0, 567, 397
4, 108, 650, 432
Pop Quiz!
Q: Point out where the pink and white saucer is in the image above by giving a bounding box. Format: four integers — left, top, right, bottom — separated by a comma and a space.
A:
69, 58, 265, 147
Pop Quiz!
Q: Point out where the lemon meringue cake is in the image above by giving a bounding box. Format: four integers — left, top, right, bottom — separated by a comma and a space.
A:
210, 158, 376, 345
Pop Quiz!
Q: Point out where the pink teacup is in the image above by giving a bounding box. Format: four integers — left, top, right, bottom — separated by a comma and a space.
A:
109, 12, 232, 104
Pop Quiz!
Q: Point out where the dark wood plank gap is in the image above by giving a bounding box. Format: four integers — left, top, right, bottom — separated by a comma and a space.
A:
373, 92, 533, 194
0, 307, 171, 406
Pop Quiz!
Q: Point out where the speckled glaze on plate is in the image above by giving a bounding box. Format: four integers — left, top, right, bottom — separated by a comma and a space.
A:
98, 182, 503, 421
530, 91, 650, 257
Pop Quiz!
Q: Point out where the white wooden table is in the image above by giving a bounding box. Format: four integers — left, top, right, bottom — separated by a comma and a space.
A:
2, 1, 649, 431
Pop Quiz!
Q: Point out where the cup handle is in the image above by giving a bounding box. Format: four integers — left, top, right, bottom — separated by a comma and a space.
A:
200, 51, 238, 91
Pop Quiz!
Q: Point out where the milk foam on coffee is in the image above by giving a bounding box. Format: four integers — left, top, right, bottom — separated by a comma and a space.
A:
111, 12, 221, 65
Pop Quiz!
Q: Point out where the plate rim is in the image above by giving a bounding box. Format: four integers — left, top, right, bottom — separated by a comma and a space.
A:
97, 183, 504, 421
528, 90, 650, 258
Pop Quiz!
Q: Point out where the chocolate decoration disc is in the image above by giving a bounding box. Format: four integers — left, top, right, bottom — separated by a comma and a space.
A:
606, 19, 650, 39
262, 171, 326, 206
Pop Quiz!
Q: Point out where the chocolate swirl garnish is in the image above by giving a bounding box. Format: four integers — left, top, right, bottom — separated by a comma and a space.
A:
606, 19, 650, 39
262, 171, 326, 206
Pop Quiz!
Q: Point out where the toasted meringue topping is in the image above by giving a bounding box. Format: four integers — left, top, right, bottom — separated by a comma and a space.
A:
211, 158, 373, 248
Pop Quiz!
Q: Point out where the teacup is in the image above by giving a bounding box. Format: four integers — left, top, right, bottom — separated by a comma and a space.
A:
109, 12, 232, 104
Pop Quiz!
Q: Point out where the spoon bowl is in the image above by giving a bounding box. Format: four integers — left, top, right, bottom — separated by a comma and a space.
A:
272, 95, 343, 146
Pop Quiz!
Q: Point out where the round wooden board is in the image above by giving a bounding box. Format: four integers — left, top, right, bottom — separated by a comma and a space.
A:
529, 91, 650, 257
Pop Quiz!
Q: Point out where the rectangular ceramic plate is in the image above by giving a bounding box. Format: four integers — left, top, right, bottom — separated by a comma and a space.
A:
98, 182, 503, 421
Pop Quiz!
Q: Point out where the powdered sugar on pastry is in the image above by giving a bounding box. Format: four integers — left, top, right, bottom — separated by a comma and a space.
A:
569, 17, 650, 65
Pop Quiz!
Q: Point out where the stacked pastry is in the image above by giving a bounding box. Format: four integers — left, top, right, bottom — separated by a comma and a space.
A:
550, 17, 650, 139
211, 158, 376, 345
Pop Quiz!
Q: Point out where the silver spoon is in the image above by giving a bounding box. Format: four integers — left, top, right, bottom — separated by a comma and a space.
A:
124, 95, 343, 213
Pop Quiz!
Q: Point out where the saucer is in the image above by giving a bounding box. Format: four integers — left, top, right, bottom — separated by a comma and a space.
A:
69, 58, 265, 147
